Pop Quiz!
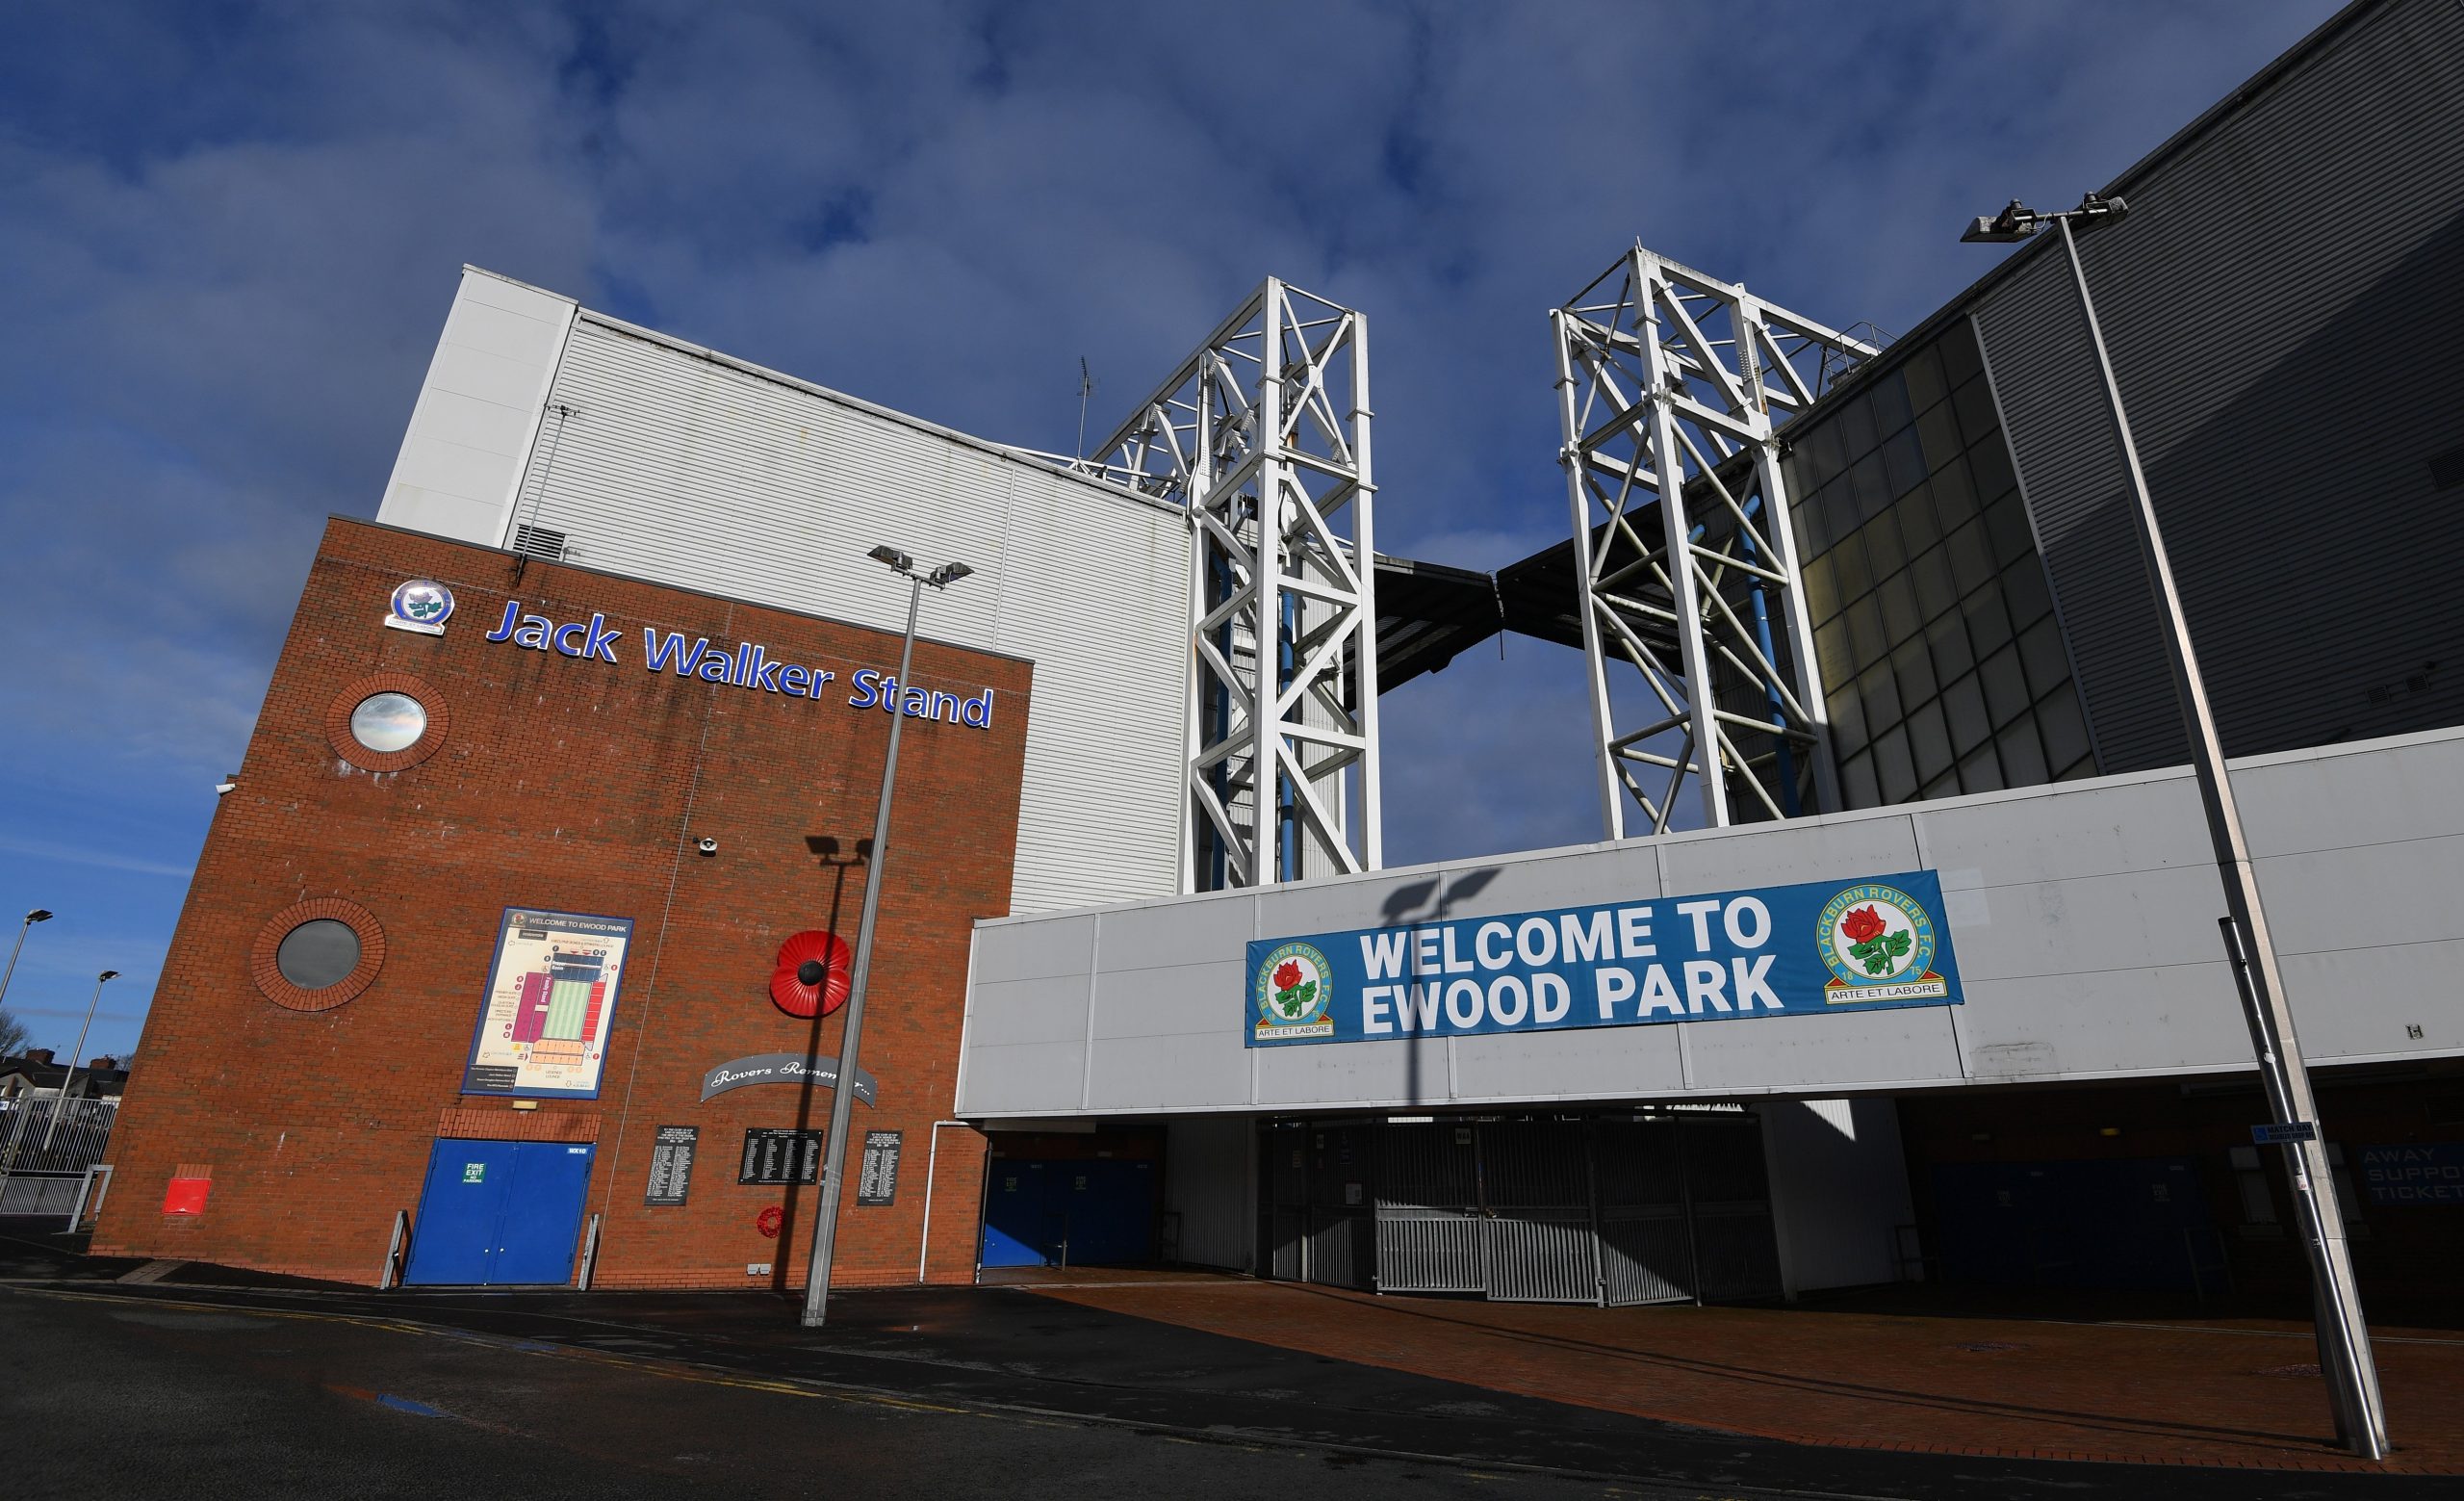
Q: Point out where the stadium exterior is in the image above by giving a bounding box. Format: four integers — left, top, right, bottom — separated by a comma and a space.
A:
96, 0, 2464, 1314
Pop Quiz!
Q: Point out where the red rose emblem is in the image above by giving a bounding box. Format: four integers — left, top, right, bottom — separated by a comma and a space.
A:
1273, 960, 1304, 992
1839, 906, 1888, 945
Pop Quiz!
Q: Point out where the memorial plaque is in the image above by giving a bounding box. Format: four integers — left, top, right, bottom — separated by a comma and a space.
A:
645, 1125, 698, 1205
858, 1129, 904, 1206
740, 1127, 824, 1185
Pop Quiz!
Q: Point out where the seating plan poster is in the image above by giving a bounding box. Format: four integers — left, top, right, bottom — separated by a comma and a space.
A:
461, 908, 634, 1100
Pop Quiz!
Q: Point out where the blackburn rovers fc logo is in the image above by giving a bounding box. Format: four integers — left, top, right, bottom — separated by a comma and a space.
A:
1817, 884, 1950, 1004
387, 579, 456, 635
1254, 941, 1335, 1040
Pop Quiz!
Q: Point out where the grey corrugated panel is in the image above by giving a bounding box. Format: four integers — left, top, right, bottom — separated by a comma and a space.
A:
510, 317, 1193, 915
1974, 0, 2464, 771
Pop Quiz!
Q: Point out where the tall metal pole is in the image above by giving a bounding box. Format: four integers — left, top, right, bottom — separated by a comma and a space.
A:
802, 573, 928, 1327
39, 970, 116, 1155
0, 909, 51, 1016
2052, 211, 2386, 1458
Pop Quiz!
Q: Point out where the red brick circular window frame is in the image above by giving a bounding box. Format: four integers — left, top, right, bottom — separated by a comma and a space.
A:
252, 898, 386, 1012
327, 671, 449, 772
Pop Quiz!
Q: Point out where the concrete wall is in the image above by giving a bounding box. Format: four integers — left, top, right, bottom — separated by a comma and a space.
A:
959, 726, 2464, 1118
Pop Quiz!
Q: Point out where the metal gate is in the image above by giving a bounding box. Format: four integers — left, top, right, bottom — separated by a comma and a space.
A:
1273, 1109, 1785, 1306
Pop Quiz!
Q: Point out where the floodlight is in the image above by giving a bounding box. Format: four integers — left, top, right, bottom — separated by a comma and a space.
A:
1960, 199, 2044, 244
868, 545, 913, 573
928, 561, 974, 587
25, 910, 50, 923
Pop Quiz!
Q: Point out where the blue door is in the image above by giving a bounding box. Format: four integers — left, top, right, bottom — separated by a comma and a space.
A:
405, 1139, 595, 1285
980, 1159, 1156, 1268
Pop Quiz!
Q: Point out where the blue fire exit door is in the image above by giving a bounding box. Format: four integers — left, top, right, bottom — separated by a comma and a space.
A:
405, 1138, 596, 1286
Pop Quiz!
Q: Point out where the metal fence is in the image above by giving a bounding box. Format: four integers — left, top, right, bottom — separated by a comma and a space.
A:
0, 1096, 117, 1180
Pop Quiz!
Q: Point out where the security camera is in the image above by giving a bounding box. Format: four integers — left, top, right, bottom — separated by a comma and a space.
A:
695, 837, 719, 856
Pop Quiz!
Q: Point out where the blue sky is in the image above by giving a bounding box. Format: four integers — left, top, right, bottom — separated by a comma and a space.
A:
0, 0, 2339, 1061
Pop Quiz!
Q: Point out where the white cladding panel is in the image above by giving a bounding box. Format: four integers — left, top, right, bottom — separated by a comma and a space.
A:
960, 728, 2464, 1117
385, 275, 1193, 917
376, 270, 573, 546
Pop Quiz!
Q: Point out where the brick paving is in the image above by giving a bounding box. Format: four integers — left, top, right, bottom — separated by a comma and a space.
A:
1024, 1271, 2464, 1473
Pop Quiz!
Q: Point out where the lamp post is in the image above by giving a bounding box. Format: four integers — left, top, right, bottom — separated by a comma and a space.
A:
1963, 194, 2387, 1458
801, 546, 973, 1328
38, 970, 118, 1156
0, 908, 53, 1016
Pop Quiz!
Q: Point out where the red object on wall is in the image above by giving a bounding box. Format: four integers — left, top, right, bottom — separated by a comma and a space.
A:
756, 1204, 783, 1239
163, 1177, 211, 1216
769, 930, 853, 1019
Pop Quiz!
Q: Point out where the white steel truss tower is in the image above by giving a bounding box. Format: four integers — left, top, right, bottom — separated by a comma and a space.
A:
1068, 279, 1379, 892
1553, 246, 1877, 838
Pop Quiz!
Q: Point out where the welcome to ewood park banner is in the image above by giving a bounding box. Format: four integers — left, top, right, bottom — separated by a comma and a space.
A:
1246, 870, 1965, 1048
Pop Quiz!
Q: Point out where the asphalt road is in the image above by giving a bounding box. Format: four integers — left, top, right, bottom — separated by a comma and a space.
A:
0, 1228, 2442, 1501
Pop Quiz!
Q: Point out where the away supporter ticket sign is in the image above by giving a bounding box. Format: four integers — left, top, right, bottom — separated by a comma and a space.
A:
1246, 870, 1966, 1048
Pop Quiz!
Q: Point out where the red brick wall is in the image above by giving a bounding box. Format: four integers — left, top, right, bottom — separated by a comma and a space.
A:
95, 517, 1028, 1289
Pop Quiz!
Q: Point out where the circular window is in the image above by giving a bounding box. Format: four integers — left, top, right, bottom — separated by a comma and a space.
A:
326, 671, 448, 772
349, 692, 428, 753
252, 898, 385, 1011
275, 919, 362, 990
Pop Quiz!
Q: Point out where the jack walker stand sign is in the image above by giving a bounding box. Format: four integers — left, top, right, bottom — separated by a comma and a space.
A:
1246, 869, 1966, 1048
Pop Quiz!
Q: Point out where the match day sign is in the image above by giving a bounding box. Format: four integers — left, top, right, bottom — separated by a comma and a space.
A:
1246, 869, 1965, 1048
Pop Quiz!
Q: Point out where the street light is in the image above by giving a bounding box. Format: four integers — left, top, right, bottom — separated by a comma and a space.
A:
0, 909, 54, 1017
38, 970, 117, 1155
800, 547, 973, 1327
1962, 192, 2387, 1458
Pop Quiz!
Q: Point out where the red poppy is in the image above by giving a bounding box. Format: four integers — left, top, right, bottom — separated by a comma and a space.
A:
770, 929, 854, 1018
756, 1204, 783, 1239
1273, 960, 1304, 992
1839, 906, 1888, 945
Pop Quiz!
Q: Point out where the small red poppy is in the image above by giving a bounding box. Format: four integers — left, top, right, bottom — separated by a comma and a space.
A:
756, 1204, 783, 1239
770, 929, 853, 1018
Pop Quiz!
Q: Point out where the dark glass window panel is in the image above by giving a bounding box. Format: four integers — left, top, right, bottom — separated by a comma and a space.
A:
2002, 556, 2054, 627
1870, 370, 1913, 436
276, 919, 361, 991
1931, 453, 1979, 529
1803, 550, 1840, 623
1965, 581, 2014, 656
1805, 419, 1846, 487
1839, 392, 1879, 459
1969, 433, 2019, 502
1793, 485, 1832, 557
1820, 479, 1861, 550
1907, 698, 1954, 783
1922, 769, 1960, 799
1874, 724, 1918, 803
1916, 401, 1964, 475
1840, 749, 1880, 808
1903, 342, 1948, 413
2018, 615, 2069, 697
1980, 643, 2031, 726
1941, 671, 1991, 752
1890, 634, 1937, 707
1882, 426, 1927, 499
1847, 595, 1886, 666
1929, 608, 1977, 688
1946, 519, 1996, 592
1997, 718, 2050, 787
1939, 321, 1986, 387
1985, 494, 2035, 567
1953, 378, 2000, 447
1827, 683, 1867, 751
2056, 755, 2098, 782
1833, 529, 1872, 603
1781, 449, 1808, 502
1958, 741, 2004, 793
1815, 620, 1855, 688
1849, 452, 1890, 523
1912, 546, 1959, 623
2038, 682, 2092, 770
1896, 482, 1940, 556
1878, 572, 1922, 645
1861, 502, 1905, 565
1859, 660, 1902, 730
